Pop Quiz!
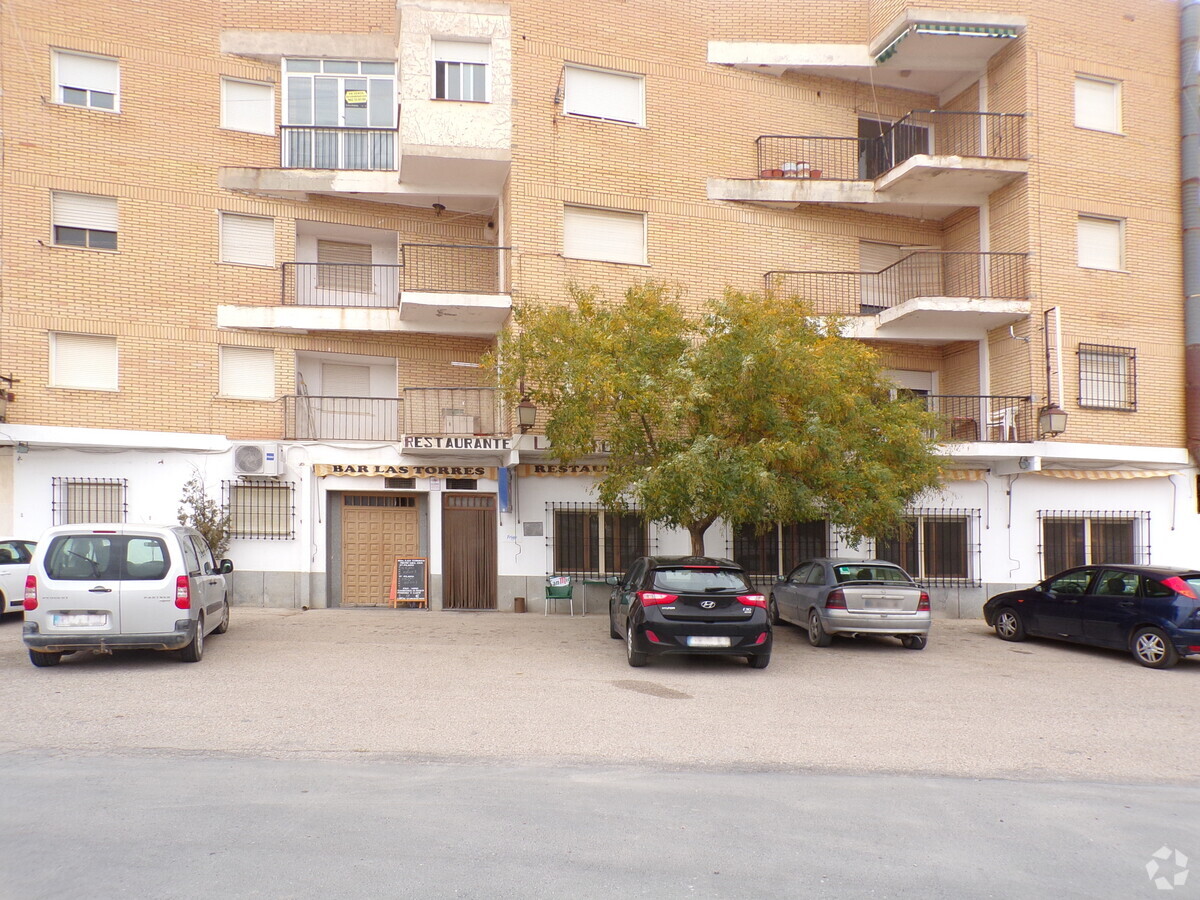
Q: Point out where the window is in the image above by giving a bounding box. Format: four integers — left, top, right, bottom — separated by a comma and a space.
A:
221, 78, 274, 135
1078, 343, 1136, 410
52, 192, 118, 250
224, 481, 296, 539
220, 213, 275, 267
51, 477, 127, 525
1039, 510, 1149, 577
1077, 215, 1123, 271
54, 50, 119, 111
433, 41, 488, 102
316, 240, 373, 292
1075, 76, 1121, 133
563, 65, 644, 126
731, 520, 829, 584
876, 509, 980, 585
219, 346, 276, 400
282, 58, 395, 170
551, 504, 649, 578
563, 205, 646, 265
51, 332, 117, 391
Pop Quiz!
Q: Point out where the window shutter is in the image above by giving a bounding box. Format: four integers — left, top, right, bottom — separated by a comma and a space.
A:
56, 51, 119, 93
222, 78, 274, 135
53, 193, 118, 230
316, 240, 372, 266
1075, 77, 1119, 132
564, 66, 643, 125
433, 40, 490, 64
219, 346, 276, 399
220, 213, 275, 266
320, 363, 371, 396
1077, 216, 1122, 270
563, 206, 646, 265
52, 333, 118, 391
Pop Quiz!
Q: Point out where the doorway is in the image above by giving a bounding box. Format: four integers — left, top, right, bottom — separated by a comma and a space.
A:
442, 493, 497, 609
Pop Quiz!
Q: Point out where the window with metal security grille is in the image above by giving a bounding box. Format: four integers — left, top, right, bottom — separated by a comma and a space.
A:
550, 504, 650, 579
221, 78, 274, 135
563, 205, 646, 265
52, 478, 127, 525
54, 50, 119, 111
1039, 510, 1149, 577
1074, 76, 1121, 133
875, 510, 980, 585
51, 332, 118, 391
730, 520, 830, 585
563, 65, 644, 126
344, 495, 416, 507
433, 41, 488, 102
224, 481, 296, 539
445, 478, 477, 490
52, 192, 118, 250
384, 477, 416, 490
1078, 343, 1136, 411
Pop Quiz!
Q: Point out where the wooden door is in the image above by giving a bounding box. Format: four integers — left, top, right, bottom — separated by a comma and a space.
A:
341, 494, 420, 606
442, 493, 497, 609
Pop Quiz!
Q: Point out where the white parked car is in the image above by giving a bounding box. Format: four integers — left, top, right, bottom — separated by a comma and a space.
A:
0, 537, 37, 615
22, 524, 233, 667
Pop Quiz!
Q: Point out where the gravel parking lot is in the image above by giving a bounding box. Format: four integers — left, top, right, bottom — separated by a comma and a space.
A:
0, 609, 1196, 783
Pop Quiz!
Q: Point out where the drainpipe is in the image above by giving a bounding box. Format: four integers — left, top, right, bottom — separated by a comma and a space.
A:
1182, 0, 1200, 465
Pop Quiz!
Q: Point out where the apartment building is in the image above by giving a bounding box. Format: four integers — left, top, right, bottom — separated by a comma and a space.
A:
0, 0, 1192, 616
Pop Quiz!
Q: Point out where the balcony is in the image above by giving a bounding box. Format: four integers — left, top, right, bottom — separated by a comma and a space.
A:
923, 395, 1036, 444
709, 111, 1027, 219
282, 388, 503, 442
768, 251, 1029, 343
218, 245, 512, 338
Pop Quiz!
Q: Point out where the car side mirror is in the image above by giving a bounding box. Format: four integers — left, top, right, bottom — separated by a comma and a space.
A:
219, 559, 234, 574
605, 574, 619, 585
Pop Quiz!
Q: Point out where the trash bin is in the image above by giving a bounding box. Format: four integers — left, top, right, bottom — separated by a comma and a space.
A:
513, 596, 526, 614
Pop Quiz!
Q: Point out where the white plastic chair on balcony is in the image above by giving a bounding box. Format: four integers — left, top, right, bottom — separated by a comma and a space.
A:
986, 406, 1018, 441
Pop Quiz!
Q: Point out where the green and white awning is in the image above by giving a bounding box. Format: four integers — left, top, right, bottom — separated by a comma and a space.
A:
875, 24, 1019, 65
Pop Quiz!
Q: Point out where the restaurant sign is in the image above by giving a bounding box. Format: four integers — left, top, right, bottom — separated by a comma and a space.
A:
314, 464, 497, 478
517, 464, 609, 477
402, 436, 512, 450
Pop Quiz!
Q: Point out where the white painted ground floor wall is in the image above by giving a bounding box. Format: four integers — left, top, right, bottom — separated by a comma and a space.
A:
2, 424, 1197, 619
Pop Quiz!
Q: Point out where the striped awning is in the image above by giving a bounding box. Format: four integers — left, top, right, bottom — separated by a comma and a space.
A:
1035, 469, 1182, 480
875, 24, 1019, 65
942, 469, 987, 481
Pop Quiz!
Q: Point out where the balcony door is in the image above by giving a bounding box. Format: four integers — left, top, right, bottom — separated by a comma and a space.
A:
294, 353, 398, 441
283, 58, 396, 169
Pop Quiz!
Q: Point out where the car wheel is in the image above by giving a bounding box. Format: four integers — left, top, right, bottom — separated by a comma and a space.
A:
609, 614, 620, 640
1130, 626, 1179, 669
900, 634, 927, 650
29, 649, 62, 668
994, 607, 1026, 642
179, 615, 205, 662
626, 621, 648, 667
769, 597, 781, 626
213, 598, 230, 635
748, 653, 770, 669
807, 610, 832, 647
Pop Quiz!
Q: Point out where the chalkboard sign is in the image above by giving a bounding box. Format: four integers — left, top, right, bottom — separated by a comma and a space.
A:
388, 557, 428, 608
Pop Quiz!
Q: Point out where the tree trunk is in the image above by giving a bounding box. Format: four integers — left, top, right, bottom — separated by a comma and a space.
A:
688, 524, 708, 557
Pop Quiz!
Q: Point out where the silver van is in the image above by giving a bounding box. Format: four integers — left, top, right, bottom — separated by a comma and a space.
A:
22, 524, 233, 667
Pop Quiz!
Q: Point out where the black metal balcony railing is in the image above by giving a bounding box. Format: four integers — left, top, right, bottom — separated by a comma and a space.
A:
756, 110, 1027, 181
282, 245, 510, 307
766, 251, 1028, 316
918, 395, 1036, 443
283, 396, 402, 441
402, 388, 500, 435
281, 126, 397, 170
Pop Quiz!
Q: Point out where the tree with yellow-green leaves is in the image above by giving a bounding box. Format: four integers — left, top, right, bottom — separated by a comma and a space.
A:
488, 282, 944, 557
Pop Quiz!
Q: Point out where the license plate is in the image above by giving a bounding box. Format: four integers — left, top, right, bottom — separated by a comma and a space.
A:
865, 597, 902, 610
687, 636, 732, 648
53, 614, 108, 627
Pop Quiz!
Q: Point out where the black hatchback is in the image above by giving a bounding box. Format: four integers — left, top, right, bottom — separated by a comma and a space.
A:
609, 556, 771, 668
983, 564, 1200, 669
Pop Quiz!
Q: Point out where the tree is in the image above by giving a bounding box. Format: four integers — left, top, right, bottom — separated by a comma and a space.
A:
178, 473, 232, 558
489, 282, 945, 557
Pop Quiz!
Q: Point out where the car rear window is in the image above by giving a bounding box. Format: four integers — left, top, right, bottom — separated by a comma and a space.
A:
834, 565, 913, 584
44, 534, 171, 581
651, 567, 750, 593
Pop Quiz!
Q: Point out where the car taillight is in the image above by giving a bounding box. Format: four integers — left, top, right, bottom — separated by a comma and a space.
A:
825, 589, 847, 609
918, 591, 930, 611
175, 575, 191, 610
1160, 576, 1199, 600
738, 594, 767, 608
754, 631, 769, 645
645, 630, 662, 643
637, 591, 677, 606
24, 575, 37, 611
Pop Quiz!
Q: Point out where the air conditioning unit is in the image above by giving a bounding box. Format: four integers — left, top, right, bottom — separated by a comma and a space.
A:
233, 443, 284, 477
442, 410, 478, 434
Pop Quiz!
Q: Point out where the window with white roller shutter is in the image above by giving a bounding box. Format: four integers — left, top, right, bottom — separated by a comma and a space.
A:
50, 333, 118, 391
219, 346, 276, 399
54, 50, 119, 110
320, 363, 371, 396
220, 212, 275, 267
563, 206, 646, 265
1074, 76, 1121, 133
52, 192, 118, 250
1077, 215, 1123, 271
433, 41, 489, 102
563, 65, 644, 126
221, 78, 274, 135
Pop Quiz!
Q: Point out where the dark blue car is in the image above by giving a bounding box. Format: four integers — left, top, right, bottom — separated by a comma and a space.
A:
983, 565, 1200, 669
